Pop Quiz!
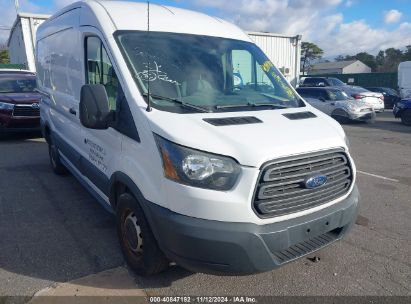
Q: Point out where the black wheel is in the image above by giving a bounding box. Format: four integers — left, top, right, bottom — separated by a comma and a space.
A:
116, 193, 168, 276
48, 136, 68, 175
331, 109, 350, 124
401, 109, 411, 126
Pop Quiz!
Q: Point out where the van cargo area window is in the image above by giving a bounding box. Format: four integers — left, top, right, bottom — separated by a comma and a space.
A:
115, 31, 303, 113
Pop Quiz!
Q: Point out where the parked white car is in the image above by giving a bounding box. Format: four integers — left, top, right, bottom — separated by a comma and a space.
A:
36, 0, 359, 276
340, 86, 384, 112
296, 87, 375, 123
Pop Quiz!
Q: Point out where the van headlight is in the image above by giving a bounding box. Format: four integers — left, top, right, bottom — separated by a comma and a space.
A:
154, 134, 241, 190
0, 102, 14, 110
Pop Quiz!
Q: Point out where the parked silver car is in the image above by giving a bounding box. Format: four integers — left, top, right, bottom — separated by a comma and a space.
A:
297, 87, 376, 123
339, 86, 385, 112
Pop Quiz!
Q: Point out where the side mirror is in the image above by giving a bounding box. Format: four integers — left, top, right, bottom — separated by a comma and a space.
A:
79, 84, 114, 129
319, 97, 326, 102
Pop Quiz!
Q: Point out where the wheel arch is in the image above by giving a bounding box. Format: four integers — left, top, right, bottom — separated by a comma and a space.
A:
109, 171, 162, 242
109, 172, 138, 208
331, 108, 349, 117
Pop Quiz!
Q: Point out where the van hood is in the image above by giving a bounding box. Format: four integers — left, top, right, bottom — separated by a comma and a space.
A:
148, 107, 347, 167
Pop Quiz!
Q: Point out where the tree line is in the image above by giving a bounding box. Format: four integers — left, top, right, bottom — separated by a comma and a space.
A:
301, 42, 411, 74
0, 44, 10, 64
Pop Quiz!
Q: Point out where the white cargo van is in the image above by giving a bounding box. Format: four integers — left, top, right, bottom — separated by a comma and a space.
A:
398, 61, 411, 99
36, 0, 359, 275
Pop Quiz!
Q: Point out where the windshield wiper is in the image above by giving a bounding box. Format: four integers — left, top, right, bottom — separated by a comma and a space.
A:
143, 93, 210, 113
215, 102, 288, 110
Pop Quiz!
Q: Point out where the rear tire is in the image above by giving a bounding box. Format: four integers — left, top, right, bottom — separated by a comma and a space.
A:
401, 109, 411, 126
48, 136, 68, 175
116, 193, 168, 276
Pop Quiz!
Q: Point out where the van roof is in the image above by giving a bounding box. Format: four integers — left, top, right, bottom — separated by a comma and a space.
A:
44, 0, 251, 42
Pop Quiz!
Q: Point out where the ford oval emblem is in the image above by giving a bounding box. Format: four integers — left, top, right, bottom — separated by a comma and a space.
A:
304, 174, 327, 189
31, 103, 40, 110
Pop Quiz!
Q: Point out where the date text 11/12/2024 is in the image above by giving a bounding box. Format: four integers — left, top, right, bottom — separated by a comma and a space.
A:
149, 296, 257, 303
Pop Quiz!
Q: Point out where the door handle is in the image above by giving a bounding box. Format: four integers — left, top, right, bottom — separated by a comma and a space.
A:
69, 108, 77, 115
330, 103, 335, 106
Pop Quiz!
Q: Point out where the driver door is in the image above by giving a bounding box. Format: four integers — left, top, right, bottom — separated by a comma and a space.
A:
79, 30, 123, 196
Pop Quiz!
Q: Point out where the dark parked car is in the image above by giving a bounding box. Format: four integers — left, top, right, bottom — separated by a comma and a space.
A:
300, 77, 346, 87
364, 87, 401, 109
393, 99, 411, 126
0, 70, 41, 134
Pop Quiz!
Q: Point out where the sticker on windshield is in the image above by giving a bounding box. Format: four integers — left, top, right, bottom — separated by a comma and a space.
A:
261, 61, 274, 72
137, 61, 181, 86
271, 72, 295, 100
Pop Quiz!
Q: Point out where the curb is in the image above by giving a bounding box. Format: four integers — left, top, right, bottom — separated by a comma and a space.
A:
29, 267, 147, 303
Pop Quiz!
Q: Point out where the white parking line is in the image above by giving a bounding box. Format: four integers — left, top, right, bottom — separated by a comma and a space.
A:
357, 170, 399, 182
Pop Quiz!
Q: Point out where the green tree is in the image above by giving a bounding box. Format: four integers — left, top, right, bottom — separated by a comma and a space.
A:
301, 42, 323, 75
355, 52, 377, 71
375, 50, 385, 67
335, 52, 377, 71
0, 49, 9, 64
403, 45, 411, 61
382, 48, 403, 72
335, 55, 355, 61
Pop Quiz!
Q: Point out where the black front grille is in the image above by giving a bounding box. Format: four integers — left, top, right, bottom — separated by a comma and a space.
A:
12, 105, 40, 117
253, 149, 353, 217
272, 228, 342, 264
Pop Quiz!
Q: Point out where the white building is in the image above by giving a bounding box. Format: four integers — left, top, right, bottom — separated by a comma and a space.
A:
248, 32, 302, 87
7, 13, 50, 71
309, 60, 371, 75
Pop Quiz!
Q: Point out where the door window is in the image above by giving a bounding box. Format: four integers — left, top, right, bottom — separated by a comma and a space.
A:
231, 49, 275, 94
303, 89, 327, 99
86, 36, 119, 110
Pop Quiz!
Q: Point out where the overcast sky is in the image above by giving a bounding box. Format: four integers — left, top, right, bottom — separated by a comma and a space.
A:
1, 0, 410, 58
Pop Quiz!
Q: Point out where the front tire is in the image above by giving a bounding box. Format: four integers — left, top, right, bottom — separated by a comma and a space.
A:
401, 109, 411, 126
116, 193, 168, 276
48, 136, 68, 175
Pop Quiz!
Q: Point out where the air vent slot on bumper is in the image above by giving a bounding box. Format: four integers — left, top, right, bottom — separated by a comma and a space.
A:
253, 149, 353, 218
272, 227, 342, 264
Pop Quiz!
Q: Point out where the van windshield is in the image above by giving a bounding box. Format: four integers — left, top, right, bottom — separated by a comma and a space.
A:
115, 31, 302, 113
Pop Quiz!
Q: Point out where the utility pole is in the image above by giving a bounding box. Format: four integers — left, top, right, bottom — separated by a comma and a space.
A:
15, 0, 19, 15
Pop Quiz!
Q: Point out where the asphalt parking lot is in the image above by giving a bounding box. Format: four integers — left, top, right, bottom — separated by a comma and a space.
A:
0, 112, 410, 299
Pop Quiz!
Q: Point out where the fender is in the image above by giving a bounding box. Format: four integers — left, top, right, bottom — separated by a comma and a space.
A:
108, 171, 163, 241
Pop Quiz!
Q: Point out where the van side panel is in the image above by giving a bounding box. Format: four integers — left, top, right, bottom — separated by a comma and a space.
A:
37, 9, 84, 170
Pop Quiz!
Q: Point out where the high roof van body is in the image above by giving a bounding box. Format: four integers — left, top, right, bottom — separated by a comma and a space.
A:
399, 61, 411, 99
36, 0, 359, 275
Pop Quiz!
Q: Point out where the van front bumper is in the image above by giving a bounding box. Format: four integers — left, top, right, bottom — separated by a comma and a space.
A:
143, 185, 359, 275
